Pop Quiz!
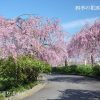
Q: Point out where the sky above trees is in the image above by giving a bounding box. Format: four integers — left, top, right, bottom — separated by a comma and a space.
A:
0, 0, 100, 35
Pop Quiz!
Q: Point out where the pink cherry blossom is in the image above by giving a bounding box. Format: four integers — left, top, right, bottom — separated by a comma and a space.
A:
0, 15, 67, 66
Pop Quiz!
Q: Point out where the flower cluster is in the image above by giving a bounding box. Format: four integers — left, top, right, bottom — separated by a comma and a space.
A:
0, 16, 67, 66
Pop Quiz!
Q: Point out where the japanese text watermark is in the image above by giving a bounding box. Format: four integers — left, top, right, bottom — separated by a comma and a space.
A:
75, 5, 100, 11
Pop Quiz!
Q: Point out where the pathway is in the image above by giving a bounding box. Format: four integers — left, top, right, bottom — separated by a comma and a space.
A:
24, 74, 100, 100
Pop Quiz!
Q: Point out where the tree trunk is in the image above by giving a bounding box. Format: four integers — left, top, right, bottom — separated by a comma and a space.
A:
65, 59, 68, 66
91, 54, 94, 67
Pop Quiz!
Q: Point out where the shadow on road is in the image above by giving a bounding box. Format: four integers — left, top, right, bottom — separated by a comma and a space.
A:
48, 89, 100, 100
48, 74, 99, 84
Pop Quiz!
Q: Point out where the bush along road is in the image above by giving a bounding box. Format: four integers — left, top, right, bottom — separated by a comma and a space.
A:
0, 55, 51, 100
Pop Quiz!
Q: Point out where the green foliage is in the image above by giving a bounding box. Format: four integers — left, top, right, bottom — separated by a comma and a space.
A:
4, 81, 37, 97
52, 65, 77, 74
52, 67, 64, 74
0, 94, 5, 100
52, 64, 100, 76
0, 56, 51, 97
16, 56, 42, 83
42, 63, 51, 73
76, 65, 93, 76
92, 65, 100, 76
65, 65, 77, 73
0, 55, 51, 98
0, 55, 50, 93
0, 80, 16, 91
0, 56, 16, 80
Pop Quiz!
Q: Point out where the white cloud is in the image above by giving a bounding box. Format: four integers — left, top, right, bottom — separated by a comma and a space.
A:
62, 17, 99, 30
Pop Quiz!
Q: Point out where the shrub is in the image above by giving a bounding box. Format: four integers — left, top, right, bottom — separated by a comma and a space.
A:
52, 65, 77, 74
16, 56, 43, 83
42, 63, 51, 73
0, 56, 16, 80
92, 65, 100, 76
0, 55, 46, 90
65, 65, 77, 73
51, 64, 100, 77
0, 94, 5, 100
4, 81, 38, 97
0, 55, 51, 97
76, 65, 93, 76
0, 59, 4, 75
52, 67, 66, 74
52, 64, 94, 76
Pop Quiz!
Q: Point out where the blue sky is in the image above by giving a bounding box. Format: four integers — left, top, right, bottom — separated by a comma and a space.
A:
0, 0, 100, 36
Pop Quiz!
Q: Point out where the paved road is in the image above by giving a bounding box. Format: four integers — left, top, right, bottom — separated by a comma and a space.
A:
24, 74, 100, 100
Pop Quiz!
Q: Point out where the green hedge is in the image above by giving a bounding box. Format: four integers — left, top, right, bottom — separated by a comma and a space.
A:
0, 56, 42, 85
0, 55, 51, 91
92, 65, 100, 76
0, 55, 51, 98
16, 56, 43, 83
52, 65, 77, 74
75, 65, 93, 76
52, 64, 100, 77
42, 63, 51, 73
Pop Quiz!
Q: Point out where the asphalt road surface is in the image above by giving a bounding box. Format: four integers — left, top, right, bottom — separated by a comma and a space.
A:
24, 74, 100, 100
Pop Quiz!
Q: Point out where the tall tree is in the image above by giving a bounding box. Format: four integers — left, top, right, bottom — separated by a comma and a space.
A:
67, 19, 100, 66
0, 15, 67, 66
